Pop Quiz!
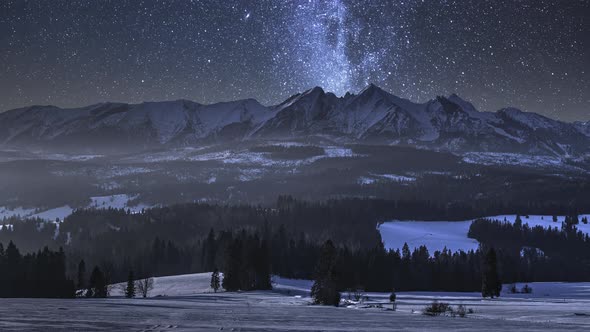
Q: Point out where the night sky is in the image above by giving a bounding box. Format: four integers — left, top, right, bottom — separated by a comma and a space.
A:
1, 0, 588, 121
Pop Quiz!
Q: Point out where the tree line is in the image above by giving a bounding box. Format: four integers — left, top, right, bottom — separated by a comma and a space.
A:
468, 216, 590, 282
1, 198, 589, 297
0, 241, 74, 298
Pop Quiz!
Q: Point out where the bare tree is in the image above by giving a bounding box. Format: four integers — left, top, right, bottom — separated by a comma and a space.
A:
135, 277, 154, 298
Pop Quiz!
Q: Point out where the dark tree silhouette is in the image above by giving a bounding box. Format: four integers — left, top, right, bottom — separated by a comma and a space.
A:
136, 277, 154, 298
77, 260, 86, 291
88, 266, 108, 298
311, 240, 340, 306
125, 270, 136, 298
482, 248, 501, 298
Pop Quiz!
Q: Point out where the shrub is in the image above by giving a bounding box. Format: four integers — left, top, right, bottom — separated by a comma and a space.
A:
423, 301, 451, 316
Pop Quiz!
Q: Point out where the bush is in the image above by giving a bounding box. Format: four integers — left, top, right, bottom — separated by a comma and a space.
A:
423, 301, 472, 317
349, 289, 365, 302
423, 301, 451, 316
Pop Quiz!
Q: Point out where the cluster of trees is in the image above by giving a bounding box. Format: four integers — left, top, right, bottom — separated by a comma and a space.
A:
310, 241, 501, 304
78, 261, 155, 298
206, 227, 487, 292
468, 217, 590, 281
221, 231, 272, 291
75, 260, 111, 298
0, 241, 74, 298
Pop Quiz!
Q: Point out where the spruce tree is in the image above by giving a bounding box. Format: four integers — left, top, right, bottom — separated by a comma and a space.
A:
88, 266, 107, 298
210, 267, 220, 293
77, 259, 86, 292
125, 270, 136, 298
311, 240, 340, 306
481, 247, 501, 298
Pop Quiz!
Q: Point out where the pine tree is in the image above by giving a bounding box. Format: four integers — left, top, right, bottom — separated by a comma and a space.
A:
125, 270, 136, 298
88, 266, 107, 298
210, 268, 220, 293
481, 248, 501, 298
5, 241, 22, 297
514, 215, 522, 230
311, 240, 340, 306
77, 259, 86, 292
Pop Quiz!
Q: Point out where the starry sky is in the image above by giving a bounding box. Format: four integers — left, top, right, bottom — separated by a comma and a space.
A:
1, 0, 588, 121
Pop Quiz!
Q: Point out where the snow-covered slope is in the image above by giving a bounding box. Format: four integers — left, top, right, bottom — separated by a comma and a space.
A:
1, 85, 589, 157
109, 273, 218, 297
0, 99, 270, 152
108, 272, 312, 298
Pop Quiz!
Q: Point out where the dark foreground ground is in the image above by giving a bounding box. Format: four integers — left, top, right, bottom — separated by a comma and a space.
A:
1, 292, 590, 331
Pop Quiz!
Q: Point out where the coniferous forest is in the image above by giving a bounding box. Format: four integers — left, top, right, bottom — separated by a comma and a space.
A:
0, 242, 74, 298
1, 197, 590, 297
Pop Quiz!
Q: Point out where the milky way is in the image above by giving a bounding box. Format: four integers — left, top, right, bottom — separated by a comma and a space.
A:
0, 0, 588, 121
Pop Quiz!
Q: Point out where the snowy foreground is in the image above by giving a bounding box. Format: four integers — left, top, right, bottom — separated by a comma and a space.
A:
379, 214, 590, 253
2, 273, 590, 331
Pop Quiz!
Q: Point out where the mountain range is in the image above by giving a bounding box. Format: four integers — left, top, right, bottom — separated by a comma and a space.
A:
1, 84, 589, 157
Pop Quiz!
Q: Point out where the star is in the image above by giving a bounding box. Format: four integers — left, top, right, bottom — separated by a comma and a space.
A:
0, 0, 587, 121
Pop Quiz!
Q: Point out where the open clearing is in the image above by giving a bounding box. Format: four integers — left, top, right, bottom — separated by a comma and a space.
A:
2, 273, 590, 331
379, 214, 590, 253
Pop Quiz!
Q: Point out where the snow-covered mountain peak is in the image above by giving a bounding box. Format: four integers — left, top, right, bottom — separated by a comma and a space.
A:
1, 85, 589, 157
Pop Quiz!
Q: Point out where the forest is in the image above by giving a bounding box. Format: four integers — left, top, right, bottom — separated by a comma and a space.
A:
0, 242, 74, 298
1, 197, 590, 297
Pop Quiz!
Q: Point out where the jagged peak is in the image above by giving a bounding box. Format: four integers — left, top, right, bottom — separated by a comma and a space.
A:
358, 83, 387, 96
447, 93, 469, 105
302, 86, 325, 96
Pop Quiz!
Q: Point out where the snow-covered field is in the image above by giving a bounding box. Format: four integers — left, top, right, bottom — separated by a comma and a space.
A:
358, 173, 416, 185
379, 214, 590, 253
0, 194, 150, 222
89, 194, 150, 213
3, 273, 589, 331
379, 220, 479, 253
